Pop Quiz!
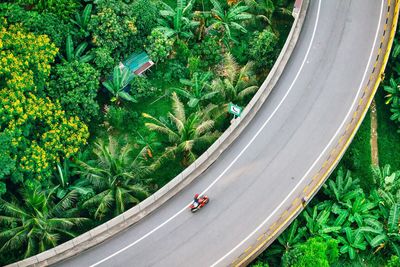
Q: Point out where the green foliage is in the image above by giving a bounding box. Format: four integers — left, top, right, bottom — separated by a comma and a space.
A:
282, 237, 339, 267
92, 47, 115, 75
381, 29, 400, 132
103, 66, 137, 104
211, 53, 259, 105
0, 187, 88, 260
208, 0, 252, 46
192, 35, 223, 69
160, 60, 190, 81
322, 168, 362, 204
130, 76, 162, 100
156, 0, 200, 40
146, 28, 175, 63
338, 228, 368, 260
48, 60, 100, 123
0, 132, 15, 196
143, 92, 220, 167
251, 261, 269, 267
62, 34, 94, 63
13, 0, 81, 21
270, 219, 306, 256
104, 105, 139, 133
131, 0, 159, 47
249, 28, 278, 69
0, 22, 89, 182
77, 137, 150, 219
89, 0, 138, 74
174, 72, 217, 108
0, 3, 73, 48
376, 89, 400, 171
51, 159, 94, 200
71, 4, 92, 38
387, 255, 400, 267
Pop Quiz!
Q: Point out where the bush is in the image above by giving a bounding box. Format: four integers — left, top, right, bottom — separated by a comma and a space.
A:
0, 3, 73, 48
48, 61, 100, 124
105, 106, 139, 132
89, 0, 138, 72
249, 28, 279, 70
282, 238, 339, 267
131, 0, 159, 47
12, 0, 81, 22
145, 28, 174, 63
387, 255, 400, 267
192, 35, 223, 69
0, 22, 89, 183
130, 76, 161, 100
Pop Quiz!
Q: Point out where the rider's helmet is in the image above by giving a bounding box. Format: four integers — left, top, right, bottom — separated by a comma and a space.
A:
194, 193, 199, 199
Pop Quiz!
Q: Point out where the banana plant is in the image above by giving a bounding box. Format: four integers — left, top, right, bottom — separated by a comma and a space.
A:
303, 205, 341, 239
156, 0, 200, 40
62, 35, 94, 63
389, 102, 400, 123
343, 195, 377, 227
208, 0, 252, 46
71, 4, 92, 37
337, 227, 368, 260
360, 204, 400, 256
322, 168, 362, 205
174, 72, 218, 108
372, 164, 400, 192
103, 66, 137, 104
277, 219, 307, 252
384, 78, 400, 105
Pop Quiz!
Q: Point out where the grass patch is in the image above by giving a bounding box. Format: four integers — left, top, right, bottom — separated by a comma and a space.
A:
375, 87, 400, 170
337, 110, 372, 190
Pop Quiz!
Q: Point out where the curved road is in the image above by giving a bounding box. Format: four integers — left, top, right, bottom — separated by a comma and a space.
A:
58, 1, 395, 266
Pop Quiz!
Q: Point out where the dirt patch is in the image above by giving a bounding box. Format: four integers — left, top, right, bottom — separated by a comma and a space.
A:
370, 99, 379, 166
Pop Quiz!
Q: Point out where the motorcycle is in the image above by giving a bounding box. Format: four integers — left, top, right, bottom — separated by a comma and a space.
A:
189, 195, 209, 213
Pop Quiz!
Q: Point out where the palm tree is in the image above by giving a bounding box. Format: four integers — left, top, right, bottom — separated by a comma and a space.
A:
134, 131, 162, 160
103, 66, 137, 104
156, 0, 200, 40
210, 53, 259, 105
0, 188, 87, 258
143, 92, 219, 167
254, 0, 275, 25
174, 72, 218, 108
208, 0, 252, 45
78, 137, 149, 220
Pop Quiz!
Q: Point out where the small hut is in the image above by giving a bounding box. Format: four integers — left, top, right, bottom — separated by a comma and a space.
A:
119, 51, 154, 76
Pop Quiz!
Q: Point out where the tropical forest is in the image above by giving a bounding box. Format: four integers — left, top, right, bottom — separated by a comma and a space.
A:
0, 0, 399, 266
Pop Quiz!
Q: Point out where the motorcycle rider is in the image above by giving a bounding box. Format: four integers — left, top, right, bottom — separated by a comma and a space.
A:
193, 193, 201, 207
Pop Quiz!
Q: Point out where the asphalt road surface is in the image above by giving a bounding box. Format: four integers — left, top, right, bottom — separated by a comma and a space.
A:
58, 1, 389, 266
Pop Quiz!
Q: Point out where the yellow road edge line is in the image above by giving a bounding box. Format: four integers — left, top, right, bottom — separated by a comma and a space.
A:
233, 1, 400, 266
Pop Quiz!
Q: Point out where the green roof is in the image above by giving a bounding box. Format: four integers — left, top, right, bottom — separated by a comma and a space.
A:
123, 52, 151, 73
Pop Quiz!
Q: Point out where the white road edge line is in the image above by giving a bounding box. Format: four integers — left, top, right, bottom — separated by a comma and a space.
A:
90, 1, 320, 265
210, 0, 384, 266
